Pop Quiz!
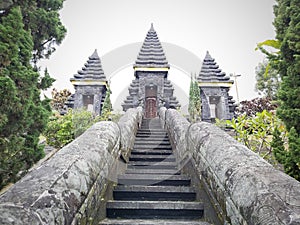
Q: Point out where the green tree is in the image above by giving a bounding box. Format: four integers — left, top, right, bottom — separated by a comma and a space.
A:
188, 76, 195, 119
188, 75, 201, 122
0, 7, 54, 188
273, 0, 300, 180
256, 0, 300, 180
285, 128, 300, 180
255, 60, 280, 100
271, 127, 286, 165
193, 78, 201, 120
1, 0, 67, 63
101, 86, 113, 120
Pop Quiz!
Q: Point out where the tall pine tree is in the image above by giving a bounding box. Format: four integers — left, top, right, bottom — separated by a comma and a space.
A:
0, 4, 63, 188
188, 75, 201, 122
101, 86, 113, 120
193, 78, 201, 120
0, 0, 67, 63
272, 0, 300, 180
188, 76, 195, 120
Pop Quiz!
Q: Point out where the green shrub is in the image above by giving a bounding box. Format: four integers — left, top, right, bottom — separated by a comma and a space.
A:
225, 110, 287, 167
44, 109, 122, 148
44, 109, 96, 148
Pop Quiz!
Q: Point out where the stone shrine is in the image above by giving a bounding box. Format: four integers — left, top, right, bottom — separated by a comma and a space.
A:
197, 51, 235, 122
66, 25, 235, 122
67, 50, 108, 115
122, 24, 180, 118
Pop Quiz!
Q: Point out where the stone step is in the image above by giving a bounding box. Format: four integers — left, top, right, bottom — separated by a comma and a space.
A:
133, 145, 172, 150
134, 140, 170, 145
106, 201, 204, 220
131, 149, 173, 155
136, 131, 166, 135
139, 127, 163, 130
99, 219, 211, 225
137, 128, 165, 131
133, 145, 172, 149
117, 174, 191, 186
125, 168, 180, 175
135, 137, 170, 141
137, 130, 167, 134
129, 155, 175, 162
135, 134, 168, 138
128, 161, 177, 169
136, 134, 167, 138
113, 185, 196, 201
140, 125, 162, 128
128, 165, 177, 170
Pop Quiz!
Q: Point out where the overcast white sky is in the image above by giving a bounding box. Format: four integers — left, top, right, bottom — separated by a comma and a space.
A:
40, 0, 276, 111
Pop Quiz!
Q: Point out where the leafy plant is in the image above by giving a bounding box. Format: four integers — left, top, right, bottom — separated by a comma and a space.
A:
44, 106, 120, 148
226, 110, 287, 166
44, 109, 95, 148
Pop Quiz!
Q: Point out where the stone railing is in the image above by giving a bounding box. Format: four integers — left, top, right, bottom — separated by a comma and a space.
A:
118, 107, 142, 162
0, 107, 143, 225
159, 107, 300, 225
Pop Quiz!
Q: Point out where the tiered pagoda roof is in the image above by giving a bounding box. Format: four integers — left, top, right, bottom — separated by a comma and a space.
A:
197, 51, 233, 86
71, 49, 107, 83
134, 24, 170, 70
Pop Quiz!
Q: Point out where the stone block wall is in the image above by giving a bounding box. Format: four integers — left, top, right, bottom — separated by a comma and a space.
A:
159, 107, 300, 225
0, 108, 142, 225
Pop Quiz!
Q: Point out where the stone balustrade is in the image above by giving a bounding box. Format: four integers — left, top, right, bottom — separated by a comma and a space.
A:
118, 107, 143, 162
0, 107, 143, 225
159, 107, 300, 225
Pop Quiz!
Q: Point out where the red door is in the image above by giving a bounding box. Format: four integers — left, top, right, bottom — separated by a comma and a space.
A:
145, 97, 157, 118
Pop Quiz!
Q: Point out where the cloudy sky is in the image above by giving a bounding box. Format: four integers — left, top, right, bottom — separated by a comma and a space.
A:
40, 0, 276, 111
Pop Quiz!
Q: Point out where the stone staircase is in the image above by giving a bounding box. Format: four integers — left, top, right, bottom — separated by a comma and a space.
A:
100, 118, 211, 225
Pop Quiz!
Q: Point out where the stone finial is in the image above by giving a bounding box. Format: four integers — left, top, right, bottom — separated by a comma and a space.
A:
150, 23, 154, 31
90, 49, 99, 59
204, 51, 213, 61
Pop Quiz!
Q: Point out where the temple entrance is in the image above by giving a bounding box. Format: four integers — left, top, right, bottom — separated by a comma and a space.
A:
145, 85, 157, 118
83, 95, 94, 112
145, 97, 157, 118
209, 96, 221, 119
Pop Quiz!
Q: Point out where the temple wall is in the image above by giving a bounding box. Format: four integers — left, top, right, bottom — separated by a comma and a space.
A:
159, 107, 300, 225
0, 108, 142, 225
